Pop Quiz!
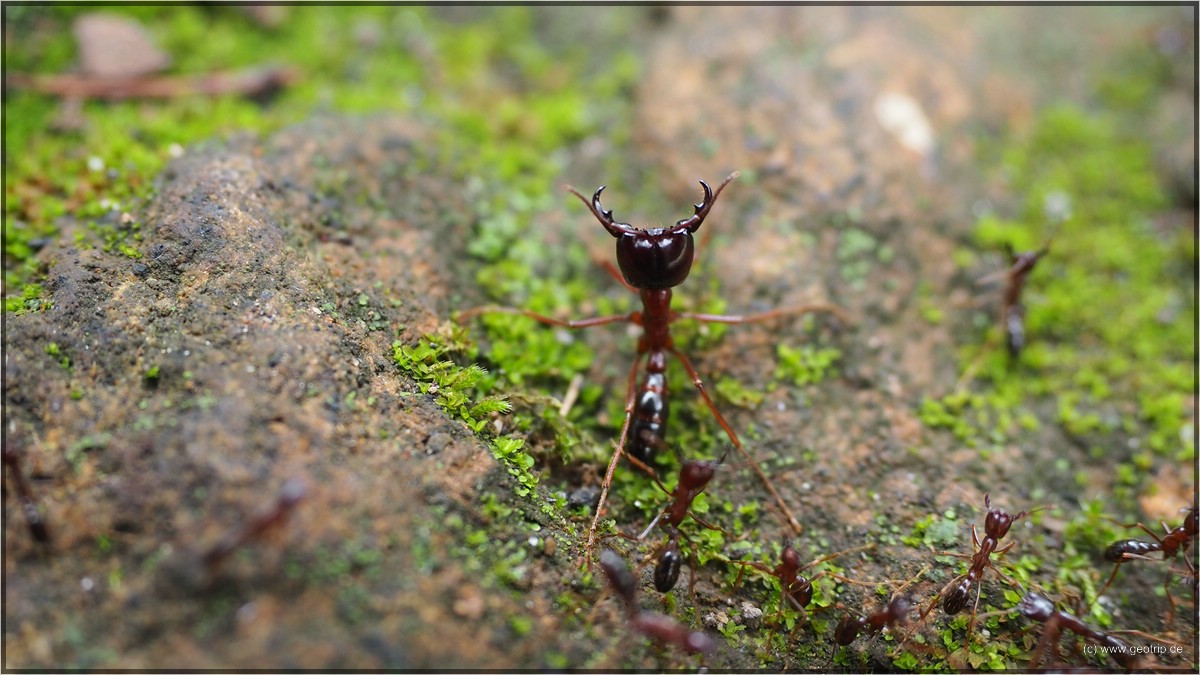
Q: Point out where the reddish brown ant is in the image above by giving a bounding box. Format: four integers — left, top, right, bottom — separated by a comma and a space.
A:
907, 494, 1039, 647
203, 477, 308, 571
1015, 591, 1181, 671
457, 174, 849, 555
596, 445, 726, 596
999, 237, 1052, 359
726, 537, 874, 630
834, 593, 917, 648
1099, 506, 1197, 622
2, 441, 50, 544
598, 548, 715, 656
639, 447, 729, 594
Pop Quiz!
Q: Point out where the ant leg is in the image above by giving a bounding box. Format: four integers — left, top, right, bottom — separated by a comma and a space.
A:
676, 303, 851, 327
962, 580, 984, 650
599, 260, 638, 293
667, 346, 802, 536
584, 354, 646, 559
455, 306, 635, 329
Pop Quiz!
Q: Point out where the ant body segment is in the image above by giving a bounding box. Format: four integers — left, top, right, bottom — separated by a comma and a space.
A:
457, 174, 849, 556
1099, 506, 1197, 622
3, 442, 50, 544
598, 548, 715, 656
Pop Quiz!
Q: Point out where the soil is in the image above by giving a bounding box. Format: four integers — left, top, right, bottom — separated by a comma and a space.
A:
3, 5, 1195, 672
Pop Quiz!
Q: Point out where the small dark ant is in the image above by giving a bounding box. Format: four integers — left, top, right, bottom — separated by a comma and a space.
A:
1016, 591, 1155, 671
637, 446, 728, 594
457, 174, 850, 555
1099, 506, 1197, 622
727, 537, 875, 629
598, 548, 715, 656
999, 233, 1054, 359
203, 477, 307, 571
834, 593, 916, 648
909, 494, 1039, 647
2, 442, 50, 544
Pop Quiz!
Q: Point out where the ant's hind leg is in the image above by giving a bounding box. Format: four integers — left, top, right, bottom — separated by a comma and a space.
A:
667, 346, 802, 537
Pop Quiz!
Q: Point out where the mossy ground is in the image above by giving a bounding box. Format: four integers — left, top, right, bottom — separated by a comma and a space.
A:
4, 5, 1196, 672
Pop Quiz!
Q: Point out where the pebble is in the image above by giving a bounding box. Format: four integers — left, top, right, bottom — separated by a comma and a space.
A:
738, 601, 764, 629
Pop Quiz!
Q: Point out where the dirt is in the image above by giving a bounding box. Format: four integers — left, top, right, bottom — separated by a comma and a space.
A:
3, 5, 1195, 672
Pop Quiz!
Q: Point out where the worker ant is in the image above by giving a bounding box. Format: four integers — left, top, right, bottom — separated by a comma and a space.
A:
3, 441, 50, 544
724, 526, 875, 630
598, 548, 715, 656
907, 494, 1040, 648
1016, 591, 1183, 671
457, 174, 848, 557
1100, 506, 1197, 623
999, 236, 1053, 359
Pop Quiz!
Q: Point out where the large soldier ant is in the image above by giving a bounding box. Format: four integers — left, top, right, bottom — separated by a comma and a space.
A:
908, 495, 1038, 647
457, 174, 848, 555
3, 441, 50, 544
598, 548, 715, 656
1099, 506, 1197, 622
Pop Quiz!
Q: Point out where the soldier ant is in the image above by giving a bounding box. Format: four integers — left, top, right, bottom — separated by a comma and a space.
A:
3, 441, 50, 544
457, 174, 849, 555
909, 494, 1039, 647
1099, 506, 1197, 622
598, 548, 715, 656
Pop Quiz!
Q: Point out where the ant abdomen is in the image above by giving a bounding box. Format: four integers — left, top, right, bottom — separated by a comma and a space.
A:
942, 578, 972, 615
654, 541, 683, 592
629, 375, 668, 465
784, 581, 813, 609
1103, 538, 1157, 563
834, 615, 862, 646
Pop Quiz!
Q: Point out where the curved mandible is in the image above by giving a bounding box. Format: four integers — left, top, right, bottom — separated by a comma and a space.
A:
675, 171, 739, 232
566, 184, 637, 238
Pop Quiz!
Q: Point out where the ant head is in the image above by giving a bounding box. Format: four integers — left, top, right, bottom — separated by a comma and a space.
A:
1184, 506, 1198, 534
888, 593, 916, 620
779, 541, 803, 568
679, 457, 721, 491
567, 174, 737, 290
1016, 592, 1056, 622
982, 494, 1035, 538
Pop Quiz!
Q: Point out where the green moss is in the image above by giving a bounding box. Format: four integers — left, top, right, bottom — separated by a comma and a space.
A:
774, 344, 842, 388
955, 103, 1193, 473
